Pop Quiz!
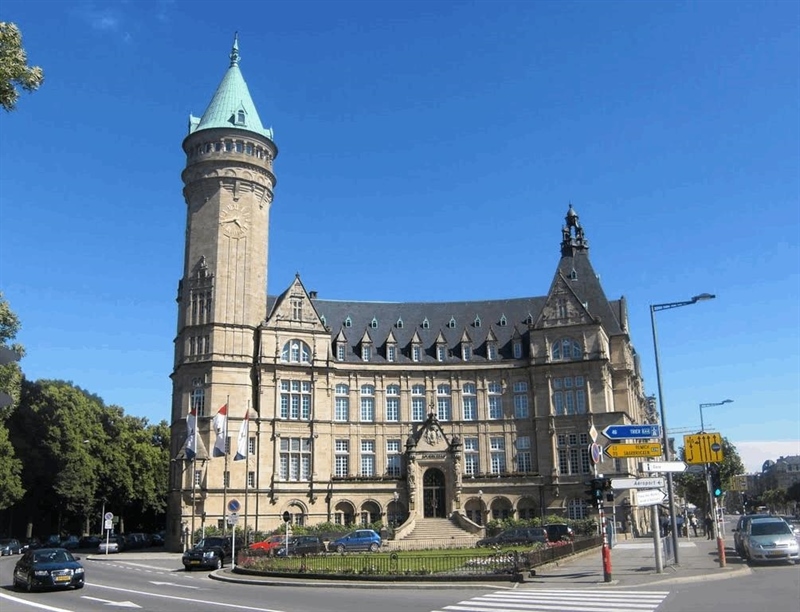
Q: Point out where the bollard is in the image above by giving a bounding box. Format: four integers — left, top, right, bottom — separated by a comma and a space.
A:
716, 535, 726, 567
602, 543, 613, 582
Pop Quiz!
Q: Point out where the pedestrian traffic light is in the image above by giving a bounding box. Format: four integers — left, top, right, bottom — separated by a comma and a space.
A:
709, 465, 723, 497
585, 478, 604, 509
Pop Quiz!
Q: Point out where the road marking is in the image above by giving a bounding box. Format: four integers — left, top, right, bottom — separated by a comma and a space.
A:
89, 583, 286, 611
82, 595, 141, 608
0, 591, 74, 612
149, 581, 202, 589
432, 588, 670, 612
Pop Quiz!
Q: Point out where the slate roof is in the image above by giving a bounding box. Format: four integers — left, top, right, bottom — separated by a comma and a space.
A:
188, 34, 274, 140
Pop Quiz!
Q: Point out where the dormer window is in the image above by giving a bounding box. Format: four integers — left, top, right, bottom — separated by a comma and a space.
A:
412, 344, 421, 362
236, 110, 246, 125
487, 342, 497, 361
320, 315, 327, 327
437, 345, 447, 362
422, 318, 430, 329
361, 344, 372, 361
336, 343, 345, 361
463, 344, 472, 361
525, 314, 534, 325
370, 318, 378, 328
499, 315, 507, 327
345, 316, 352, 328
513, 340, 523, 359
396, 318, 404, 328
448, 317, 456, 328
473, 316, 481, 328
387, 345, 397, 362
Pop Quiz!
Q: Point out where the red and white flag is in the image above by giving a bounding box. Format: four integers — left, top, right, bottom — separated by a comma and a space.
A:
234, 411, 249, 461
212, 404, 228, 458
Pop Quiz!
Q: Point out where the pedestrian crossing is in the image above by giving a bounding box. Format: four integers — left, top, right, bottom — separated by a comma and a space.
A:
431, 588, 670, 612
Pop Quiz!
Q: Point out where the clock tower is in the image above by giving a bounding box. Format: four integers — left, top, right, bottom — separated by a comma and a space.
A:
168, 35, 277, 548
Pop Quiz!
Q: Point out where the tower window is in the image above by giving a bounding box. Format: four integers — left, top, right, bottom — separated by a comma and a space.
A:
237, 110, 246, 125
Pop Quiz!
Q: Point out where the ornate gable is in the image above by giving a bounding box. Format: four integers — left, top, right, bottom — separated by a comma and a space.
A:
534, 274, 594, 329
266, 274, 326, 329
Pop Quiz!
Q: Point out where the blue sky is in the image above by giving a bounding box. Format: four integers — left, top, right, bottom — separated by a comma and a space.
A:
1, 0, 798, 474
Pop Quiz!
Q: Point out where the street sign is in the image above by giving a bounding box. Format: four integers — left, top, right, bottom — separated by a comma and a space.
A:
683, 432, 724, 464
611, 477, 666, 490
589, 424, 598, 443
104, 520, 112, 530
640, 461, 687, 473
227, 512, 239, 525
589, 443, 603, 464
604, 443, 663, 459
602, 424, 662, 441
731, 474, 748, 491
228, 499, 241, 513
636, 489, 667, 506
104, 512, 114, 521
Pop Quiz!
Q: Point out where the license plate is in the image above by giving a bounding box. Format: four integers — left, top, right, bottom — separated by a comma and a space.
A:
767, 551, 784, 557
190, 560, 200, 564
54, 575, 71, 582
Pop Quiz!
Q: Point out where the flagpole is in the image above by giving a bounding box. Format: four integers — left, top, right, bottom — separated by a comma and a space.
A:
190, 409, 197, 548
243, 400, 250, 551
222, 396, 230, 536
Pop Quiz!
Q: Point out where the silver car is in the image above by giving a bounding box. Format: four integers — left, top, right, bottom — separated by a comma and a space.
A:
742, 518, 799, 564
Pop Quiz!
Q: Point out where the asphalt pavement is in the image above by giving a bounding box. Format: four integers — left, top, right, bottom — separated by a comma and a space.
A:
88, 532, 751, 590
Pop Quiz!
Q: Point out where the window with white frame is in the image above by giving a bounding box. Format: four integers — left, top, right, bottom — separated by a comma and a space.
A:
334, 440, 349, 477
437, 345, 446, 362
386, 439, 402, 477
223, 471, 230, 488
336, 343, 345, 361
291, 298, 303, 320
556, 433, 590, 475
567, 498, 588, 520
361, 344, 372, 361
513, 381, 529, 418
360, 440, 375, 476
280, 380, 312, 420
464, 437, 479, 475
462, 383, 477, 420
194, 470, 202, 487
513, 340, 523, 359
334, 384, 349, 421
191, 378, 205, 416
552, 337, 582, 361
487, 342, 497, 360
436, 384, 451, 421
490, 437, 506, 474
412, 344, 421, 362
360, 385, 375, 422
411, 385, 425, 421
280, 437, 311, 481
488, 381, 503, 419
386, 384, 400, 422
247, 471, 256, 488
462, 344, 472, 360
281, 339, 311, 364
387, 345, 396, 362
248, 437, 256, 455
553, 376, 587, 415
516, 436, 532, 472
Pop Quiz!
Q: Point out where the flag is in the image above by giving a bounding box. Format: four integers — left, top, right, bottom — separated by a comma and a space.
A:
185, 408, 197, 461
212, 404, 228, 458
234, 411, 249, 461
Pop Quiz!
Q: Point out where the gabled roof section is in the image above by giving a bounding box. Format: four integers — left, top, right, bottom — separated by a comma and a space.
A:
266, 274, 325, 328
459, 329, 473, 343
190, 34, 274, 140
359, 329, 373, 344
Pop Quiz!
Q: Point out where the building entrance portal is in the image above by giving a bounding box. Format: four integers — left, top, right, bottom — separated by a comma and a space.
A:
423, 468, 446, 518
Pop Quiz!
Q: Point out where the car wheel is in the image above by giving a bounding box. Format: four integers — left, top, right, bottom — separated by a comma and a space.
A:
336, 544, 345, 553
369, 543, 379, 552
215, 557, 223, 570
25, 575, 34, 593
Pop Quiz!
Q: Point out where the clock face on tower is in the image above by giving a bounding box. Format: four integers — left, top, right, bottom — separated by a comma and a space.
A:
220, 201, 251, 239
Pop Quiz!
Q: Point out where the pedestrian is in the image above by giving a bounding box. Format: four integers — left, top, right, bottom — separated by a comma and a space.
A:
704, 514, 714, 539
690, 514, 699, 537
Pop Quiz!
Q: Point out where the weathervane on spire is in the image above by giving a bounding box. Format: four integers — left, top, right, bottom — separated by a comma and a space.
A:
230, 32, 240, 67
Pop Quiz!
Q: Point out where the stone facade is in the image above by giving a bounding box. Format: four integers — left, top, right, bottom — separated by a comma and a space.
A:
166, 39, 653, 551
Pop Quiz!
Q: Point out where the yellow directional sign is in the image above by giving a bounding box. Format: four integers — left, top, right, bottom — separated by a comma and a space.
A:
683, 433, 724, 464
604, 443, 663, 459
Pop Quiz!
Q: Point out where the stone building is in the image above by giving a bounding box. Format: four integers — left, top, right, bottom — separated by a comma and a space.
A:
166, 37, 653, 550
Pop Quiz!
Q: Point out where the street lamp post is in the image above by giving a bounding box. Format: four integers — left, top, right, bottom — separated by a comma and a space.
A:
699, 399, 733, 566
699, 399, 732, 433
650, 293, 715, 566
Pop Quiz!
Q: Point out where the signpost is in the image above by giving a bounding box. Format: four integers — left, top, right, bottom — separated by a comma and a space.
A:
604, 443, 662, 459
683, 433, 724, 464
228, 500, 240, 567
602, 424, 662, 440
589, 443, 603, 465
635, 489, 667, 506
611, 477, 665, 490
640, 461, 687, 473
103, 512, 114, 555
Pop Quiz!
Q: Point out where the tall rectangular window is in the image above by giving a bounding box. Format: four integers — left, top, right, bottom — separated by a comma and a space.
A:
334, 440, 349, 477
411, 385, 425, 421
464, 437, 479, 476
247, 471, 256, 488
291, 298, 302, 320
361, 345, 372, 361
387, 345, 396, 362
516, 436, 532, 472
222, 471, 230, 488
412, 345, 421, 362
280, 380, 312, 420
513, 381, 529, 418
462, 383, 477, 420
556, 433, 591, 475
361, 440, 375, 477
488, 381, 503, 419
360, 385, 375, 422
385, 385, 400, 422
553, 376, 586, 415
436, 384, 451, 421
386, 439, 402, 477
280, 437, 311, 481
490, 437, 506, 474
194, 470, 202, 487
337, 344, 345, 361
335, 384, 349, 421
248, 437, 256, 455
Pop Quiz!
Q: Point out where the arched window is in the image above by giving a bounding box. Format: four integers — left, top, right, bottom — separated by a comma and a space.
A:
281, 339, 311, 364
551, 337, 582, 361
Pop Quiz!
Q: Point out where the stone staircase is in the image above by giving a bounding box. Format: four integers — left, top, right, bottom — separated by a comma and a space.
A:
385, 517, 482, 551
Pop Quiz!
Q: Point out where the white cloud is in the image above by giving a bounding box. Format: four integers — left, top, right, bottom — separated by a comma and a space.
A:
735, 440, 800, 474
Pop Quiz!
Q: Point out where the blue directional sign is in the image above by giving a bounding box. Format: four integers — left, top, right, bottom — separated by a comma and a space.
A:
602, 424, 662, 441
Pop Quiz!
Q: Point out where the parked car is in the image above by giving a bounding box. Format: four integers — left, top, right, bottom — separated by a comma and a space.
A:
13, 548, 85, 591
0, 538, 23, 555
182, 536, 233, 570
543, 523, 575, 543
250, 534, 284, 553
330, 529, 382, 553
477, 527, 548, 547
277, 535, 326, 556
21, 537, 42, 551
733, 513, 771, 557
59, 535, 80, 550
98, 536, 123, 554
79, 536, 101, 549
742, 517, 799, 564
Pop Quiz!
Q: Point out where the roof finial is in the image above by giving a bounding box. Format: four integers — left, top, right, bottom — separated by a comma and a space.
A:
230, 32, 240, 67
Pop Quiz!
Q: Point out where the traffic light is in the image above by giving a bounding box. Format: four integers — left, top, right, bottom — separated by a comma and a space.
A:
585, 478, 604, 509
710, 465, 723, 497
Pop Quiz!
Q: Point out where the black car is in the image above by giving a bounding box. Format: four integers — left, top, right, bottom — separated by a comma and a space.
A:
0, 538, 23, 555
477, 527, 548, 547
543, 523, 575, 542
182, 536, 233, 570
13, 548, 85, 591
277, 535, 326, 556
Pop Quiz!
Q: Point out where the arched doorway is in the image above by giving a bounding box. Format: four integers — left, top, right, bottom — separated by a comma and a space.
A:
423, 468, 446, 518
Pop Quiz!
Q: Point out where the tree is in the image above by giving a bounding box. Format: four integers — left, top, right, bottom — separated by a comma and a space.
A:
0, 292, 25, 510
675, 437, 745, 514
0, 22, 44, 111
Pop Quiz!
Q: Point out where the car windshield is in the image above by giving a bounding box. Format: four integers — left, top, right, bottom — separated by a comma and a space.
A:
751, 521, 792, 536
35, 551, 72, 563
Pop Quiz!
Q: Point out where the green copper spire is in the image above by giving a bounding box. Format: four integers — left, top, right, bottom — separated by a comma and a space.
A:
189, 34, 273, 140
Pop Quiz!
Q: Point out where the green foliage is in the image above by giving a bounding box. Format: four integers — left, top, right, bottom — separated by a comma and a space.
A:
786, 482, 800, 504
0, 22, 44, 111
675, 436, 745, 513
0, 292, 25, 510
483, 514, 596, 536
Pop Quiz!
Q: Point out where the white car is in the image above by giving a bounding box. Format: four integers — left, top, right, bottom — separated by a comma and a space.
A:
97, 536, 121, 554
742, 518, 799, 564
